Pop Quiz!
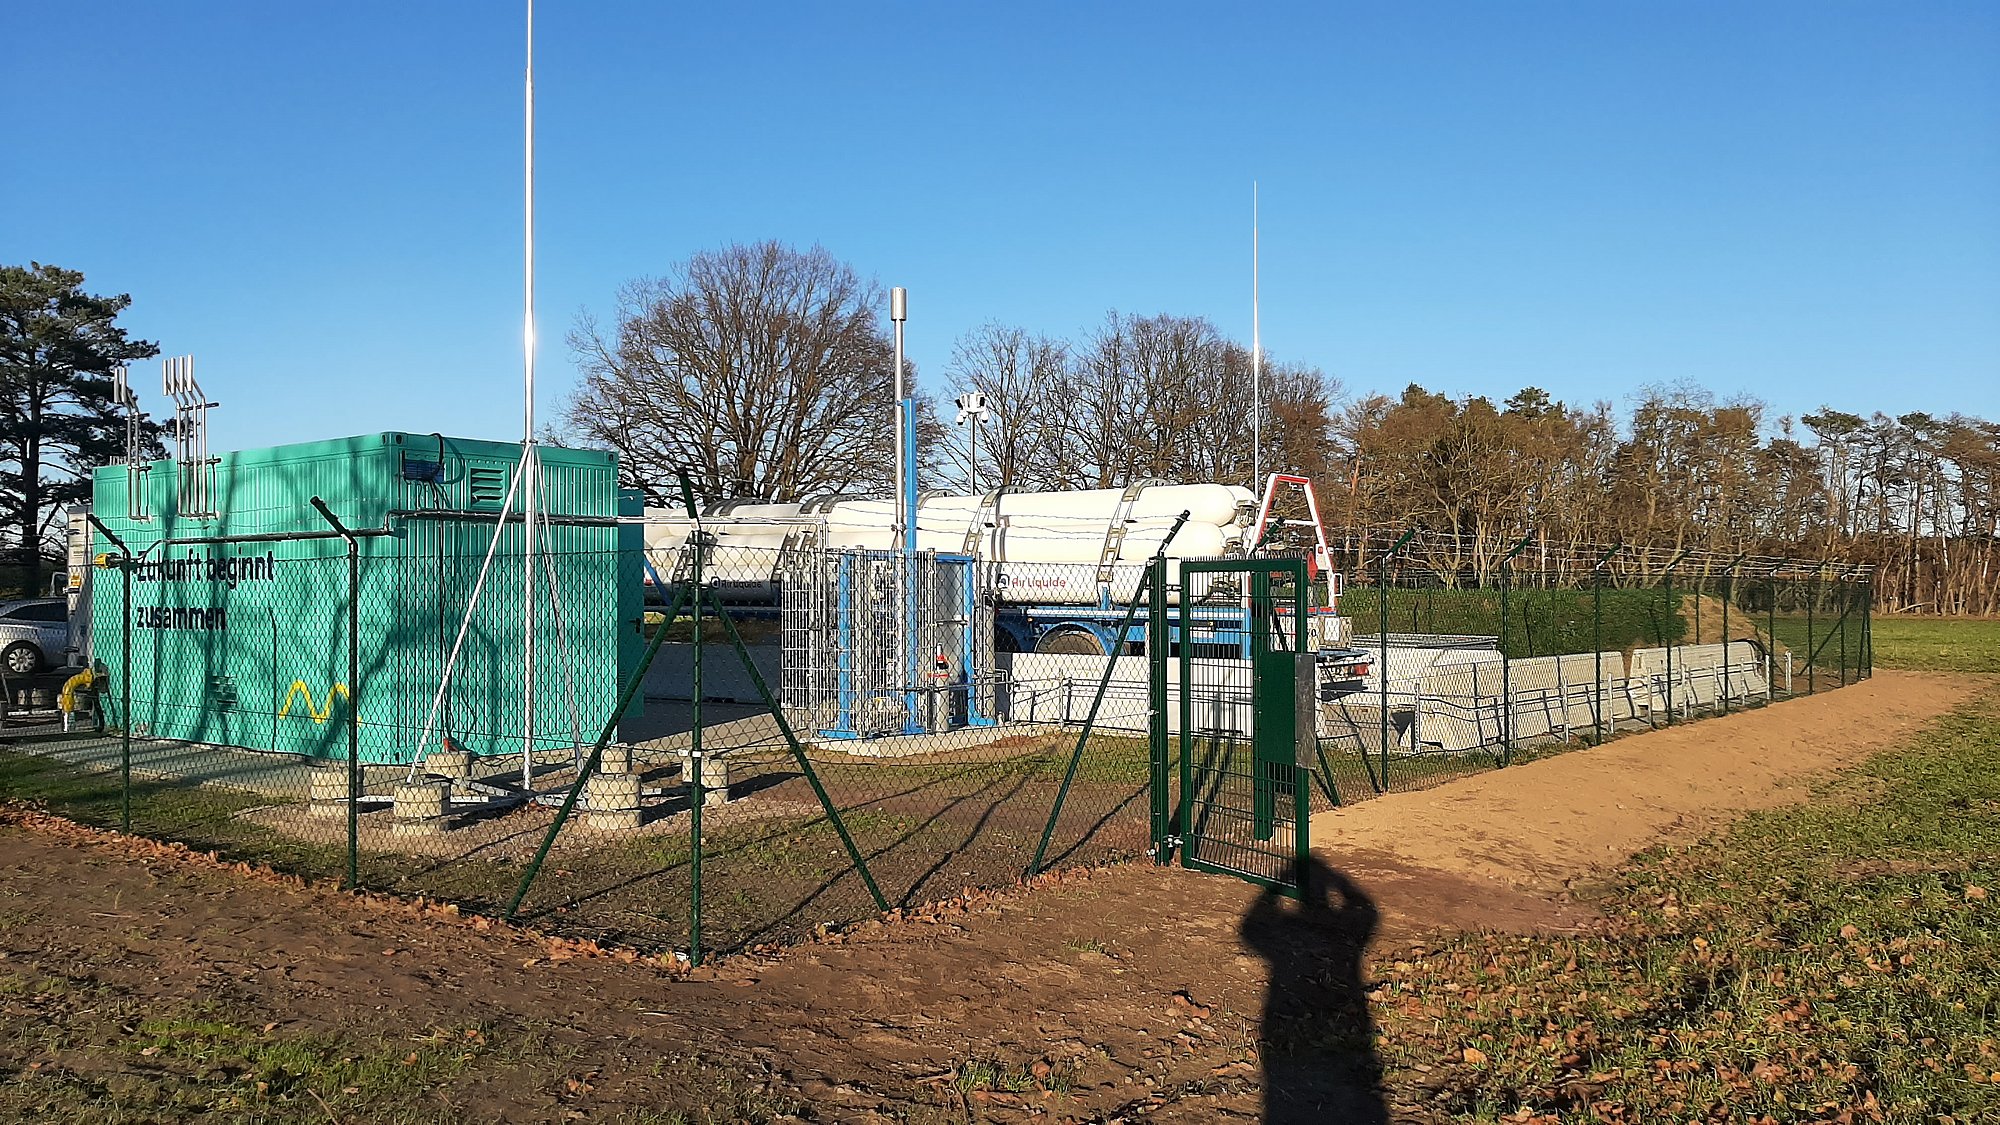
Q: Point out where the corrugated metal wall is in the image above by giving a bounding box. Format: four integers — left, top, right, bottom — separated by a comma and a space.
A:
88, 433, 637, 764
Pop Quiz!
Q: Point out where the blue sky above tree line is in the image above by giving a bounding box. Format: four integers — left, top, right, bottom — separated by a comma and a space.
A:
4, 1, 1995, 452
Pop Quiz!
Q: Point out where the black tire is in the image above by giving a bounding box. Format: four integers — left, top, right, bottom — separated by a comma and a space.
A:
1, 642, 44, 676
1034, 629, 1105, 656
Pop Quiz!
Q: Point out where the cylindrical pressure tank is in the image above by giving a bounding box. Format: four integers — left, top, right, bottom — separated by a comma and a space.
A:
642, 482, 1255, 605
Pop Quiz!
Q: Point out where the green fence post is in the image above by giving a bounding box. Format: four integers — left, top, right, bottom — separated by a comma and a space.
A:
1378, 529, 1415, 790
119, 553, 132, 831
1807, 571, 1817, 695
1767, 568, 1779, 702
1591, 544, 1621, 744
1497, 533, 1535, 765
1839, 574, 1850, 688
1663, 562, 1677, 726
688, 531, 706, 967
1720, 562, 1734, 715
87, 516, 134, 833
1147, 557, 1170, 862
1499, 567, 1510, 762
1378, 554, 1390, 790
1863, 572, 1874, 677
309, 498, 361, 891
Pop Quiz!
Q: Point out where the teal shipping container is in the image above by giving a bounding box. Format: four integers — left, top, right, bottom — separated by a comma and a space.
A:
88, 433, 642, 764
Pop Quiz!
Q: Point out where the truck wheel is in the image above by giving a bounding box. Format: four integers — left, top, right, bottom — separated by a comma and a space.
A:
2, 642, 43, 676
1034, 629, 1105, 656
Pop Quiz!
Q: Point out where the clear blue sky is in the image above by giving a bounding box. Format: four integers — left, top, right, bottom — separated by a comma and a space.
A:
6, 2, 1996, 453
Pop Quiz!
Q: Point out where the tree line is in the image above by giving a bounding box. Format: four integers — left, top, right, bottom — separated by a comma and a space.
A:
5, 247, 1991, 614
570, 242, 1997, 614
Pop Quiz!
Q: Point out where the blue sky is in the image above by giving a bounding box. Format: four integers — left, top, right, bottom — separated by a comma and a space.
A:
5, 2, 1996, 453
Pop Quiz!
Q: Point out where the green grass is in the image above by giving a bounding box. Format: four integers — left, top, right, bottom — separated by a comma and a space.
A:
1372, 686, 2000, 1122
1870, 616, 2000, 674
0, 969, 805, 1124
0, 974, 494, 1123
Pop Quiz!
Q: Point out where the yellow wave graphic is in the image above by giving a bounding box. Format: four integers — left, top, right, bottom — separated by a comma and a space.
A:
278, 680, 353, 724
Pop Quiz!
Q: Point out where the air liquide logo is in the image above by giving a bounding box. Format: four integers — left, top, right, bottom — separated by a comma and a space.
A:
132, 549, 279, 632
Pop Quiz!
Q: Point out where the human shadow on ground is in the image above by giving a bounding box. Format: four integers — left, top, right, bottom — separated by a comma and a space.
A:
1239, 855, 1387, 1124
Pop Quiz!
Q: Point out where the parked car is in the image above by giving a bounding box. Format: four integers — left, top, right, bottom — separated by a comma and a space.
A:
0, 599, 72, 675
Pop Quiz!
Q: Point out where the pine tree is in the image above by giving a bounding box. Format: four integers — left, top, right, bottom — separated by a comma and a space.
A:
0, 262, 161, 592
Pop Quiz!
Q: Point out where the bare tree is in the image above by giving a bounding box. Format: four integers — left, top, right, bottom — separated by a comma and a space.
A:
565, 242, 900, 505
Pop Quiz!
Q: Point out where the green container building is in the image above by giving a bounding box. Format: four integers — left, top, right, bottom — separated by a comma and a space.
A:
88, 433, 642, 764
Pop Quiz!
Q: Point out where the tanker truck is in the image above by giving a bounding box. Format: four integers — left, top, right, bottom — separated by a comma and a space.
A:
641, 478, 1371, 687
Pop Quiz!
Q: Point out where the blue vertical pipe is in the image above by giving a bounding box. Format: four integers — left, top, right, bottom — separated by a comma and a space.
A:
834, 553, 855, 736
961, 558, 992, 726
902, 394, 922, 733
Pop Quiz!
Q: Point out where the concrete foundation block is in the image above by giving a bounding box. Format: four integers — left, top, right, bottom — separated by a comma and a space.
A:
392, 780, 452, 835
597, 746, 633, 775
681, 753, 731, 807
308, 767, 351, 817
423, 749, 479, 796
582, 773, 644, 831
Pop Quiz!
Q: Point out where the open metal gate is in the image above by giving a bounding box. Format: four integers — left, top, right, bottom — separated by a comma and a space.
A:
1155, 558, 1313, 898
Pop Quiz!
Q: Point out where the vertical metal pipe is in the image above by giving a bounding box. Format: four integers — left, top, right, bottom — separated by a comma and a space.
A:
893, 286, 912, 564
891, 287, 918, 734
521, 448, 538, 792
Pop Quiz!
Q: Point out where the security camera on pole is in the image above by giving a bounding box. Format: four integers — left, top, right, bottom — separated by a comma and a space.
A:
954, 391, 990, 493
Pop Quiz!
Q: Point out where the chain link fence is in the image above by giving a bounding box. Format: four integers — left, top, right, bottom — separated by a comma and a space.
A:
1313, 554, 1873, 806
0, 529, 1873, 962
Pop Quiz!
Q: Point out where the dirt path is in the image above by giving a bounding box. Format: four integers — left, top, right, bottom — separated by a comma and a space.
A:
1313, 670, 1981, 896
0, 673, 1981, 1123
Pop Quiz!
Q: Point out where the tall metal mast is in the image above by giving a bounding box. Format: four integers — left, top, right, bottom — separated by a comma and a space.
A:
1251, 181, 1261, 491
519, 0, 540, 787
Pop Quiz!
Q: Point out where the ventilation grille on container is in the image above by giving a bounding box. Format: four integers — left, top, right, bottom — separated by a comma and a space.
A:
469, 466, 510, 508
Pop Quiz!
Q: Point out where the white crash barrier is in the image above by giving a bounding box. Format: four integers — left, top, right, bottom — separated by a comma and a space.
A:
1000, 637, 1776, 761
1413, 661, 1504, 753
1557, 651, 1630, 732
1506, 656, 1565, 742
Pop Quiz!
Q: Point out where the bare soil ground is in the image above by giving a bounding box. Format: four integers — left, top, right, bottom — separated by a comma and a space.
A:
0, 672, 1979, 1123
1313, 669, 1979, 896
